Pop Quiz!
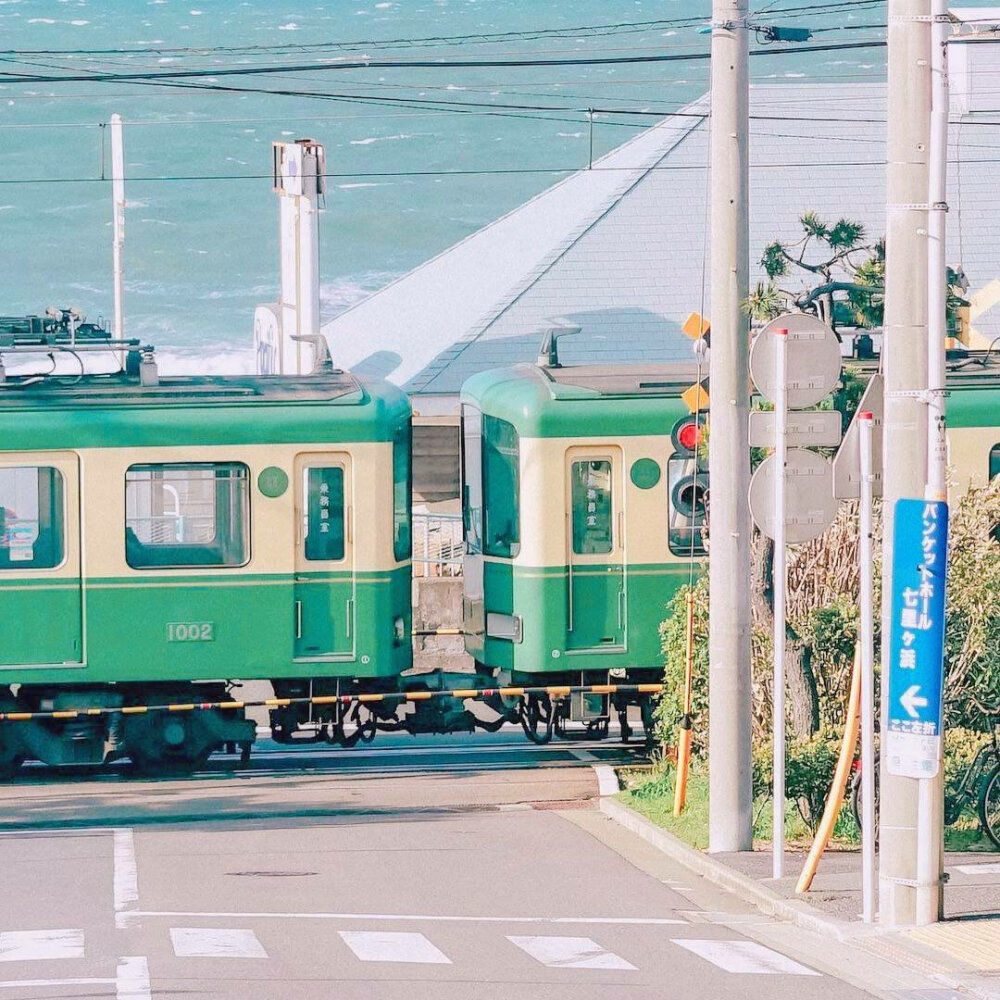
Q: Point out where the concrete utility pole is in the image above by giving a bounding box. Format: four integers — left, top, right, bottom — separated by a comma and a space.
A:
880, 0, 939, 924
707, 0, 753, 853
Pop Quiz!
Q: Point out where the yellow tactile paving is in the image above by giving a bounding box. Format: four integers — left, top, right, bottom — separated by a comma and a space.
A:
907, 918, 1000, 971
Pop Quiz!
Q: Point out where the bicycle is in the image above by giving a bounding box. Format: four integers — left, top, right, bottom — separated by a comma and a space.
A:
850, 731, 1000, 849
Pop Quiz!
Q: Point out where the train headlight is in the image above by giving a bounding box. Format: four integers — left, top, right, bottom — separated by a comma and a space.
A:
394, 617, 406, 641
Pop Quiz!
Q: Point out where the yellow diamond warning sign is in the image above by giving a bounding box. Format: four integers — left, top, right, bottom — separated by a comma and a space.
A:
681, 382, 709, 413
682, 313, 710, 340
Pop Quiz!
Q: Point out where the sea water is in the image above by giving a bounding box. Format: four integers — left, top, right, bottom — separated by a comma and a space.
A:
0, 0, 888, 372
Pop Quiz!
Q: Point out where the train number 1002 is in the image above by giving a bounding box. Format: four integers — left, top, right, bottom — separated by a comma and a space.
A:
166, 622, 215, 642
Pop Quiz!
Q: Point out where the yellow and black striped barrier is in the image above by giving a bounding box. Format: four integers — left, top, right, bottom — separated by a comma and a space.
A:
0, 683, 664, 724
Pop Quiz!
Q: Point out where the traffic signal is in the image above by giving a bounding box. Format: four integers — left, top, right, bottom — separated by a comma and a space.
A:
671, 414, 705, 456
668, 415, 708, 556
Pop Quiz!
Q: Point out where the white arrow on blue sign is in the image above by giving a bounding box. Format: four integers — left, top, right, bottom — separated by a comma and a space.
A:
886, 498, 949, 779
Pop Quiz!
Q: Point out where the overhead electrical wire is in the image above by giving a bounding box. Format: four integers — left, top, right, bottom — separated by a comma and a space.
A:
0, 1, 887, 59
0, 40, 887, 85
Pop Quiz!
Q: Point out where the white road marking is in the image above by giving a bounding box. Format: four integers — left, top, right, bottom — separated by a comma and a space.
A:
673, 939, 820, 975
0, 978, 113, 990
339, 931, 451, 964
116, 956, 151, 1000
0, 930, 84, 963
170, 928, 268, 959
592, 764, 620, 796
113, 828, 139, 929
127, 910, 685, 925
508, 935, 637, 970
954, 863, 1000, 874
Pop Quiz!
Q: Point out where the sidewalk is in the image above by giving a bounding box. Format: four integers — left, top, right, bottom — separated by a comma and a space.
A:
602, 796, 1000, 999
724, 848, 1000, 998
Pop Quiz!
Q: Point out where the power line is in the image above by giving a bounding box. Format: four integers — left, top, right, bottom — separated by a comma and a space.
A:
17, 156, 1000, 187
0, 1, 886, 59
0, 40, 887, 86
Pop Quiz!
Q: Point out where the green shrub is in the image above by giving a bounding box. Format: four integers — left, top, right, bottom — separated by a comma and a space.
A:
752, 734, 844, 833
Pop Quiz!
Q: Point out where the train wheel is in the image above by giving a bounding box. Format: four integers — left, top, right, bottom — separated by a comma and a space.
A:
584, 717, 610, 740
520, 694, 554, 744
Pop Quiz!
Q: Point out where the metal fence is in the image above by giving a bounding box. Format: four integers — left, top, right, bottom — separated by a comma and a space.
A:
412, 512, 464, 577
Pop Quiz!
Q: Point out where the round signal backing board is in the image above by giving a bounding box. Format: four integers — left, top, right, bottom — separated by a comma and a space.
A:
749, 313, 842, 409
748, 448, 838, 544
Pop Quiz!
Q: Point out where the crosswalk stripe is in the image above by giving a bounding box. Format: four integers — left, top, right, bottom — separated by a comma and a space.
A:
170, 928, 267, 959
338, 931, 451, 965
0, 930, 84, 962
673, 939, 820, 975
507, 935, 637, 971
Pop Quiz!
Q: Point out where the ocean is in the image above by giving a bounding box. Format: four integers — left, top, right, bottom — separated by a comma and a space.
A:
0, 0, 889, 372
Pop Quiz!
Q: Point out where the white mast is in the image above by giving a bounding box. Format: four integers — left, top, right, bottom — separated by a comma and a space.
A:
254, 139, 326, 375
110, 113, 126, 367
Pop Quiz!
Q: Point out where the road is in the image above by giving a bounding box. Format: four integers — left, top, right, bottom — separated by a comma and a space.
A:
0, 731, 881, 998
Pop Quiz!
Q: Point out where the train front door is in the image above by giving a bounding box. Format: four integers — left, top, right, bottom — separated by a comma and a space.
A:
565, 448, 625, 651
293, 453, 355, 659
0, 455, 83, 667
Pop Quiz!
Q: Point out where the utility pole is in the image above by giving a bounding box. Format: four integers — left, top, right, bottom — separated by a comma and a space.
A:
707, 0, 753, 853
880, 0, 938, 924
110, 113, 126, 369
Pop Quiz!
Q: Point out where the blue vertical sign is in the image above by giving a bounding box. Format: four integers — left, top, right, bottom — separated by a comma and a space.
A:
886, 498, 949, 779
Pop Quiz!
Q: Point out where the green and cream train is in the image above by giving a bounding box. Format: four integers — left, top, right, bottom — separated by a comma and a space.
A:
0, 328, 413, 774
1, 314, 998, 773
457, 355, 1000, 742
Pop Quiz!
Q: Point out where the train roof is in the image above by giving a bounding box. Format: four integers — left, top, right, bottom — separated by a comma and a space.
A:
460, 363, 695, 438
0, 371, 411, 451
461, 358, 1000, 438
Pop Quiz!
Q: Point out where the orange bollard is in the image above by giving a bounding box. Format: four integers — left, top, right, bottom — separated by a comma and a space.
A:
795, 642, 862, 894
673, 592, 696, 816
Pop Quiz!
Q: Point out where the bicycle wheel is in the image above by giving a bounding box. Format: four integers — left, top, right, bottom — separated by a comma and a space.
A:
977, 762, 1000, 849
850, 761, 880, 844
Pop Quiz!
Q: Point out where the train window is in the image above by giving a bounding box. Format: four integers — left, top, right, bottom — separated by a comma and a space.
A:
0, 467, 64, 571
393, 425, 412, 561
482, 415, 520, 558
461, 405, 483, 555
571, 460, 613, 555
991, 444, 1000, 479
125, 463, 249, 569
302, 465, 346, 562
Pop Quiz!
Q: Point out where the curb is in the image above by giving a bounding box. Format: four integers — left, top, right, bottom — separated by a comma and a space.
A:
598, 796, 867, 943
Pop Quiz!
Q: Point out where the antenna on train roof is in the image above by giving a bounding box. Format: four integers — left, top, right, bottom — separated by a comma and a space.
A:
536, 323, 581, 369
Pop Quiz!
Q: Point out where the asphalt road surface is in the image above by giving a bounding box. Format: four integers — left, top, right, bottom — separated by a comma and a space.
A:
0, 731, 881, 999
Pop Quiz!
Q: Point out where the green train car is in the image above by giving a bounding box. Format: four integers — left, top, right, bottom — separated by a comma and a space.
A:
0, 344, 411, 774
460, 359, 704, 740
460, 353, 1000, 743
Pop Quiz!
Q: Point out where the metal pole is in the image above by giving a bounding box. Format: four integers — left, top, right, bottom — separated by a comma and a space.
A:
859, 411, 876, 924
917, 0, 951, 927
707, 0, 753, 855
772, 328, 788, 880
879, 0, 933, 926
110, 113, 126, 369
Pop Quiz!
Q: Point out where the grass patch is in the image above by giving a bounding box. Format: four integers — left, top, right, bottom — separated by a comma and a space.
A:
620, 764, 860, 850
620, 762, 999, 853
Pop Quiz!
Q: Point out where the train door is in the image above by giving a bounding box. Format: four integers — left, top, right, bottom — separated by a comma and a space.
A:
461, 405, 485, 656
565, 447, 625, 650
0, 454, 82, 666
293, 453, 355, 659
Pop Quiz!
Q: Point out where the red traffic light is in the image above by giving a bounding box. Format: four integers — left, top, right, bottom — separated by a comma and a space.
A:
671, 416, 704, 455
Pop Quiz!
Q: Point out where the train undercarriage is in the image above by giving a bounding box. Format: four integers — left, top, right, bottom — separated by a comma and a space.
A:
0, 668, 660, 779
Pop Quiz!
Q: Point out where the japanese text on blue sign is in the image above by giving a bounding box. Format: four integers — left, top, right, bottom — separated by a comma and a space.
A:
886, 498, 948, 779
